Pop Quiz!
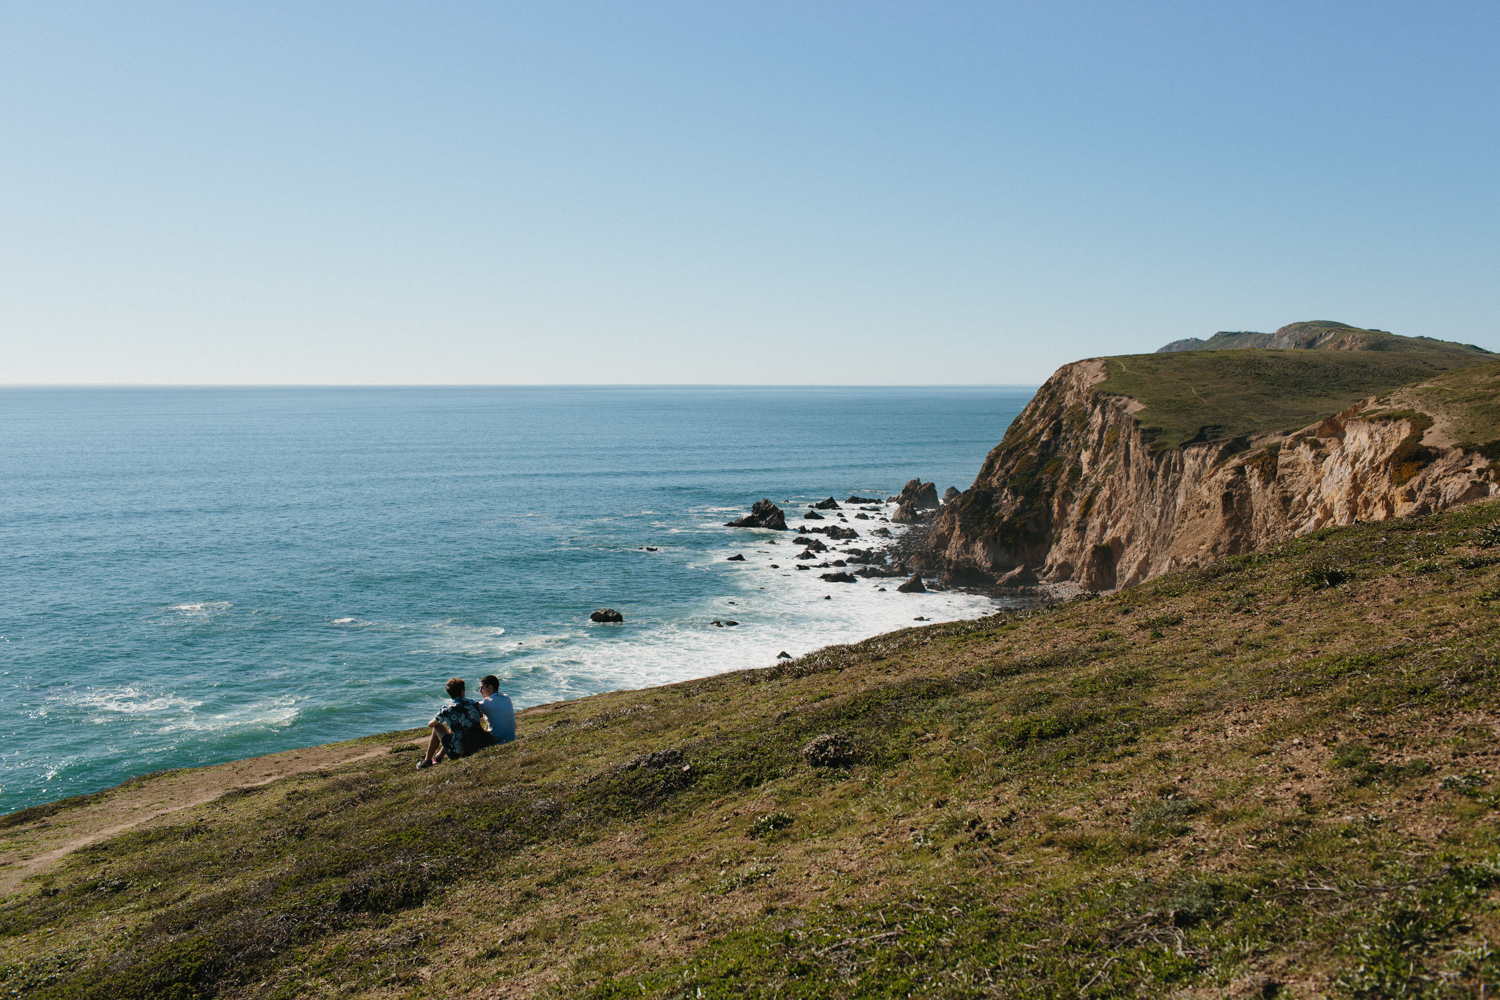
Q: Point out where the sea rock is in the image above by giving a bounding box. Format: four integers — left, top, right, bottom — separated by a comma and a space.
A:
803, 510, 825, 520
831, 559, 846, 567
777, 651, 792, 659
824, 526, 859, 540
727, 553, 746, 561
794, 536, 828, 550
871, 527, 892, 538
725, 499, 788, 530
854, 513, 869, 520
770, 564, 779, 568
995, 564, 1038, 589
896, 574, 927, 594
813, 497, 841, 510
943, 487, 960, 502
795, 565, 809, 571
897, 479, 940, 509
891, 503, 929, 524
591, 609, 625, 623
821, 572, 857, 583
847, 495, 881, 504
796, 550, 817, 560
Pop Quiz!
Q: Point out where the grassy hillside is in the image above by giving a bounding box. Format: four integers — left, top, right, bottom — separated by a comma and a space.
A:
1382, 362, 1500, 456
1099, 350, 1497, 450
5, 500, 1500, 999
1158, 322, 1494, 358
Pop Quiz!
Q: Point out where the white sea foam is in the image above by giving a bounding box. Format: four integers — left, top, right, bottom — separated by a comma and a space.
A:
68, 686, 201, 716
480, 517, 1005, 708
410, 622, 512, 658
330, 617, 356, 624
166, 601, 232, 615
61, 685, 299, 735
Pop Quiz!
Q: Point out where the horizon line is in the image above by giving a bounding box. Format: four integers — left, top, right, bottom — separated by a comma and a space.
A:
0, 382, 1044, 390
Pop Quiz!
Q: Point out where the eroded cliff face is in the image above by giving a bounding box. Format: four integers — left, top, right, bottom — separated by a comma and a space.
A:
920, 360, 1500, 591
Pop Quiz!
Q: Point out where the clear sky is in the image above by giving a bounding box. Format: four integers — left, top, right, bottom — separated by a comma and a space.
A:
2, 2, 1497, 385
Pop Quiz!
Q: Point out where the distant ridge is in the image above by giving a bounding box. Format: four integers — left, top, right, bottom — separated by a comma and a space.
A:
1156, 320, 1492, 357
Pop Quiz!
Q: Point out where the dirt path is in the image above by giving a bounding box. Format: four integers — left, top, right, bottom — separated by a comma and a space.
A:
0, 736, 422, 897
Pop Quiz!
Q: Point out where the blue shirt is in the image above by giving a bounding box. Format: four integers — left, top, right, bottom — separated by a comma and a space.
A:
480, 691, 516, 743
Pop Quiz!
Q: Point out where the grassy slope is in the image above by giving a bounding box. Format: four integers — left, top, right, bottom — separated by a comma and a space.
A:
5, 502, 1500, 999
1099, 349, 1495, 450
1385, 363, 1500, 453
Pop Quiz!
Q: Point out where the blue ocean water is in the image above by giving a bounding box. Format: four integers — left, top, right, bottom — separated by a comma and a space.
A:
0, 386, 1032, 814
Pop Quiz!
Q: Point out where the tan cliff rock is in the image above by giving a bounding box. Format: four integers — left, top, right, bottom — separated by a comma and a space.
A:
919, 358, 1500, 592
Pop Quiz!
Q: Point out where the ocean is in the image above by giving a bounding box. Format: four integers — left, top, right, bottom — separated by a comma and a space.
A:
0, 385, 1033, 814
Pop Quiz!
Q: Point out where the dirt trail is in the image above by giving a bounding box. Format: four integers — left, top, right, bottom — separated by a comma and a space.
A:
0, 737, 422, 897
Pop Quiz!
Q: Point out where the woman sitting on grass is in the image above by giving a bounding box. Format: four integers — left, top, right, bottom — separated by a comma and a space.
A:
417, 676, 495, 769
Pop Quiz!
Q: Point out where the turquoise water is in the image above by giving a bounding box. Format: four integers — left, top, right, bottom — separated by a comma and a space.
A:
0, 386, 1032, 814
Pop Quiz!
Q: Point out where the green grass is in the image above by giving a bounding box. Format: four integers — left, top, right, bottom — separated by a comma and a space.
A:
5, 501, 1500, 998
1098, 350, 1495, 449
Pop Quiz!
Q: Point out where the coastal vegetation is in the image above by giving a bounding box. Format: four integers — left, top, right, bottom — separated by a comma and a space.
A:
1098, 349, 1495, 452
4, 499, 1500, 997
923, 324, 1500, 592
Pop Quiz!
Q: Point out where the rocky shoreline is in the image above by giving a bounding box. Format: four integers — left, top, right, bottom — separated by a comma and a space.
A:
721, 480, 1071, 609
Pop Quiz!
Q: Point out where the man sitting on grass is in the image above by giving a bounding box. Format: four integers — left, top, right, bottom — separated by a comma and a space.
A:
478, 673, 516, 744
417, 676, 495, 769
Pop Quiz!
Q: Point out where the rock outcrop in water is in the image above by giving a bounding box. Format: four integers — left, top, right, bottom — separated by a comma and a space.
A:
918, 347, 1500, 592
725, 500, 788, 530
896, 573, 927, 594
891, 479, 940, 524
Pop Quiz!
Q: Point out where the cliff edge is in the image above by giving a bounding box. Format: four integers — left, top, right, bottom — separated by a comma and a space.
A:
921, 339, 1500, 591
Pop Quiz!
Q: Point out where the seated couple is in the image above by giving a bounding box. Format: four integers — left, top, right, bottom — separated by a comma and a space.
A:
417, 674, 515, 770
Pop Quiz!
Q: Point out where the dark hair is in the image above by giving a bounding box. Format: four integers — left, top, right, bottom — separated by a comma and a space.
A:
445, 677, 466, 699
481, 675, 500, 691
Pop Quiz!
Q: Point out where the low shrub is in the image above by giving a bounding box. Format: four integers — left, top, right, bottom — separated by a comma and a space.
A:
1301, 564, 1354, 588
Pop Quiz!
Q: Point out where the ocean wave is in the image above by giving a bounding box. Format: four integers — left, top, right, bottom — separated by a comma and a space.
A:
408, 622, 513, 659
66, 686, 201, 716
166, 601, 232, 615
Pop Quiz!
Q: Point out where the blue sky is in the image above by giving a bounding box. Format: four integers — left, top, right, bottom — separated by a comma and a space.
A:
2, 2, 1496, 384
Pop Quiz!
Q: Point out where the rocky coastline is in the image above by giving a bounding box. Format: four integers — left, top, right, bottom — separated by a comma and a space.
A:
914, 334, 1500, 593
718, 481, 1071, 608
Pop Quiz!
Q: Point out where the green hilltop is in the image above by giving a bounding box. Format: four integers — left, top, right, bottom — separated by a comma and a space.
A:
4, 501, 1500, 998
1099, 349, 1500, 451
1156, 320, 1494, 357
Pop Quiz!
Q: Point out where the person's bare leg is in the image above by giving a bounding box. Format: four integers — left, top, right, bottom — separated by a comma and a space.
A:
421, 725, 448, 766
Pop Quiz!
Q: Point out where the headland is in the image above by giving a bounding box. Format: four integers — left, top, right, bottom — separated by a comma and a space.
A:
5, 327, 1500, 997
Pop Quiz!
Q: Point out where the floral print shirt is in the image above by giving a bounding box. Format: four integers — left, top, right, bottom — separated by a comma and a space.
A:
436, 697, 487, 758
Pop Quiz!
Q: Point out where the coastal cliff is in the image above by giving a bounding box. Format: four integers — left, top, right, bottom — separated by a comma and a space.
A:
921, 337, 1500, 591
